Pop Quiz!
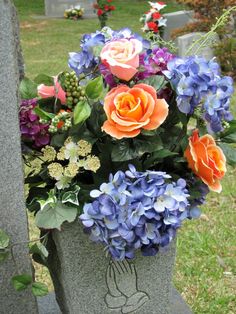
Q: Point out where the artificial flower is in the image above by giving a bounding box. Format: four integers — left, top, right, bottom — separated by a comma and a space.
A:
102, 83, 169, 139
100, 38, 143, 81
184, 129, 226, 192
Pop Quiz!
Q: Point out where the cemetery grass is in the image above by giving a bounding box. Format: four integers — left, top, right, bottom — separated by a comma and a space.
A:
14, 1, 236, 313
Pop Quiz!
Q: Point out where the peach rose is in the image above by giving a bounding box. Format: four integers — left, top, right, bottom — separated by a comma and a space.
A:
37, 76, 66, 105
100, 38, 143, 81
184, 129, 226, 193
102, 83, 169, 139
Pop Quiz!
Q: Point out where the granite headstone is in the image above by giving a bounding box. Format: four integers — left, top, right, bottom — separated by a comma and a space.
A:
163, 10, 194, 41
44, 0, 96, 18
177, 32, 219, 60
0, 0, 38, 313
47, 221, 192, 314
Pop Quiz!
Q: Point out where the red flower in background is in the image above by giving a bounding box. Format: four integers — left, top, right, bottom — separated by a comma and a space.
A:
152, 12, 161, 20
97, 9, 103, 16
147, 21, 158, 32
109, 5, 115, 10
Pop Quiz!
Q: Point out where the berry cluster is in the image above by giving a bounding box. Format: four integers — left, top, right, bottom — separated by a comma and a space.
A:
48, 110, 72, 133
63, 71, 86, 108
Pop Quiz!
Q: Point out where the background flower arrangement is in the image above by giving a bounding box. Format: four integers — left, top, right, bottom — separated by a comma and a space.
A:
64, 5, 84, 20
140, 1, 167, 38
93, 0, 115, 28
20, 21, 235, 261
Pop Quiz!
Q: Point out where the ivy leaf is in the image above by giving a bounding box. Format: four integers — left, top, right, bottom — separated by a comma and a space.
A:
50, 132, 68, 148
12, 274, 32, 291
62, 186, 80, 206
0, 229, 10, 249
0, 250, 9, 263
20, 78, 38, 99
73, 100, 91, 125
139, 76, 166, 92
29, 243, 48, 259
85, 76, 103, 99
219, 143, 236, 166
32, 282, 48, 297
34, 74, 54, 86
35, 201, 77, 230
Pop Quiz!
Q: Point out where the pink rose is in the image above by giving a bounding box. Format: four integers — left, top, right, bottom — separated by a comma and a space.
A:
37, 76, 66, 105
100, 38, 143, 81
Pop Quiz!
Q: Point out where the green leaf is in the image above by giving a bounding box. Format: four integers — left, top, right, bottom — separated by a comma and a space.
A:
34, 106, 55, 121
34, 74, 54, 86
219, 143, 236, 166
20, 78, 38, 99
32, 282, 48, 297
50, 132, 68, 148
220, 133, 236, 143
35, 201, 77, 230
0, 229, 10, 249
111, 137, 163, 162
12, 274, 32, 291
29, 243, 48, 258
139, 76, 166, 92
73, 100, 91, 125
62, 186, 80, 206
0, 250, 9, 263
85, 76, 103, 99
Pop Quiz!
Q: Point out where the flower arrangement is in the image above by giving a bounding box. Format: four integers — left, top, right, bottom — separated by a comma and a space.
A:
21, 25, 235, 261
93, 0, 115, 28
64, 5, 84, 20
140, 1, 167, 37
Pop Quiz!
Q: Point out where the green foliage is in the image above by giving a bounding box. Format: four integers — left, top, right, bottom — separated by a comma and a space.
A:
111, 135, 163, 162
85, 76, 104, 100
20, 78, 38, 99
30, 242, 48, 259
73, 100, 91, 125
219, 143, 236, 166
32, 282, 49, 297
61, 185, 80, 206
139, 75, 167, 91
0, 229, 10, 249
35, 197, 77, 230
34, 74, 54, 86
34, 106, 55, 121
12, 274, 32, 291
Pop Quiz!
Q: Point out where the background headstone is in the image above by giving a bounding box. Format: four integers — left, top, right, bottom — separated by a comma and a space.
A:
0, 0, 38, 313
177, 32, 219, 60
163, 11, 194, 41
47, 221, 192, 314
44, 0, 96, 18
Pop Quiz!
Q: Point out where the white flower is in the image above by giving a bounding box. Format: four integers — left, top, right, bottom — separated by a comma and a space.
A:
158, 17, 167, 27
55, 175, 72, 190
64, 142, 79, 163
149, 1, 166, 11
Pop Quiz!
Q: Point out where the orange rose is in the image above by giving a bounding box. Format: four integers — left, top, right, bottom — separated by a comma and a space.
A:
184, 129, 226, 193
102, 83, 169, 139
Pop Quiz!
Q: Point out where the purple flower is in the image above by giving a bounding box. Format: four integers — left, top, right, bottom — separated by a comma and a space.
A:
136, 47, 175, 81
80, 165, 190, 260
19, 99, 50, 148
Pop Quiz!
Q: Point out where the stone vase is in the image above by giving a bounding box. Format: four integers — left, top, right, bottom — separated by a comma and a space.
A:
47, 221, 192, 314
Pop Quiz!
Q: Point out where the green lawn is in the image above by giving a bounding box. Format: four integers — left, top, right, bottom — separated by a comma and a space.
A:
14, 1, 236, 313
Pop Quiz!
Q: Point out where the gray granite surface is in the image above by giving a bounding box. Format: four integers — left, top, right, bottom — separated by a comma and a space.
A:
47, 221, 192, 314
163, 10, 194, 41
0, 1, 38, 313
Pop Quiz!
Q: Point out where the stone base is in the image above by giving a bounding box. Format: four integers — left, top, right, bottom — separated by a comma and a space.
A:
37, 289, 192, 314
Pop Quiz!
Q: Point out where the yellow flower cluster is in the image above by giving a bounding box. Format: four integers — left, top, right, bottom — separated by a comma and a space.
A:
43, 137, 100, 189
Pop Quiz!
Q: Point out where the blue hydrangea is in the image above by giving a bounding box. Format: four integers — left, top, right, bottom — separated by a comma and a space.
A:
165, 56, 234, 133
68, 32, 105, 75
80, 165, 190, 260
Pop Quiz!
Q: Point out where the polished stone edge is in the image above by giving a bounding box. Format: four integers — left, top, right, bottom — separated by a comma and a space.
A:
37, 287, 192, 314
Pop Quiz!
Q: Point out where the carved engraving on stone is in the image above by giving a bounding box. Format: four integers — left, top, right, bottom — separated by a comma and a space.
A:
105, 259, 149, 313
